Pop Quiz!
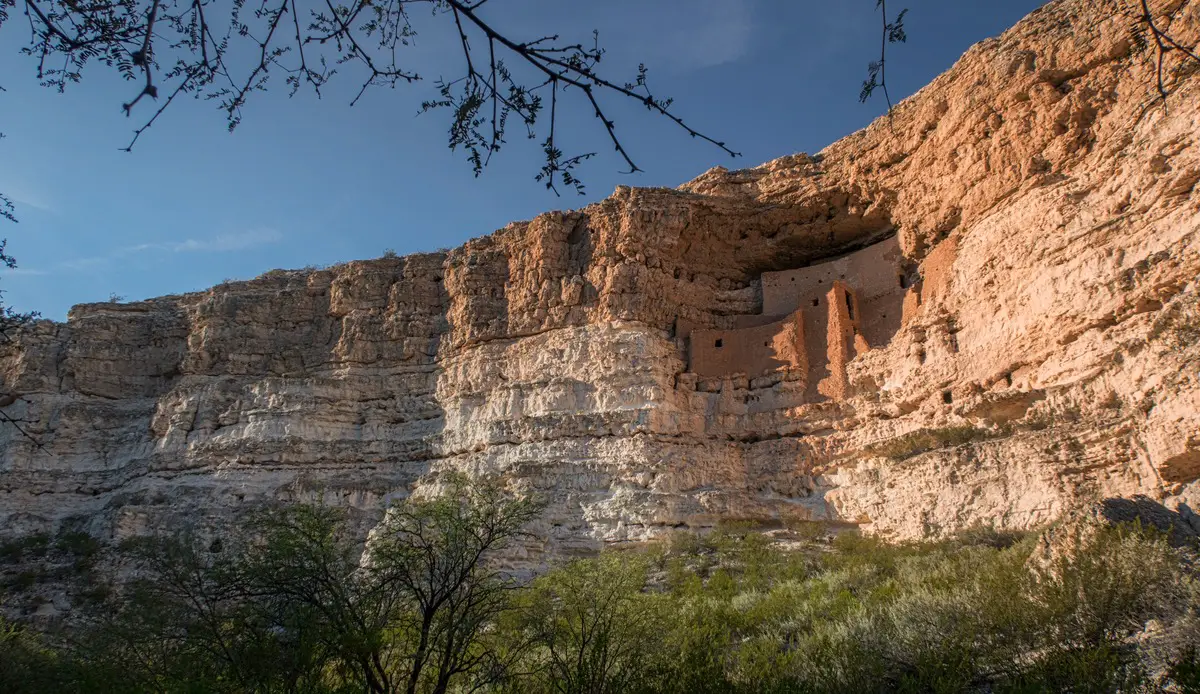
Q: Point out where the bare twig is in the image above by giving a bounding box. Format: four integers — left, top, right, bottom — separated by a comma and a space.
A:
122, 69, 198, 151
442, 0, 738, 183
0, 406, 51, 455
23, 0, 83, 48
122, 0, 163, 115
1137, 0, 1200, 108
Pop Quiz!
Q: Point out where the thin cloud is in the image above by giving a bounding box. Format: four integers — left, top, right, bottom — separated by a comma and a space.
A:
56, 228, 283, 273
628, 1, 755, 72
170, 228, 283, 253
0, 188, 56, 215
58, 256, 112, 272
4, 267, 49, 276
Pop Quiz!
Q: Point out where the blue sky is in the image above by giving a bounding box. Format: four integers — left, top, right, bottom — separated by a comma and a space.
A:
0, 1, 1045, 320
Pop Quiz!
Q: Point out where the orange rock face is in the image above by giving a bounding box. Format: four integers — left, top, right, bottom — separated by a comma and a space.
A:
1, 0, 1199, 552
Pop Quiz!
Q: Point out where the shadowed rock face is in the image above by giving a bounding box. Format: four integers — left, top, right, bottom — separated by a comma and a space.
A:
1097, 496, 1200, 546
2, 0, 1199, 556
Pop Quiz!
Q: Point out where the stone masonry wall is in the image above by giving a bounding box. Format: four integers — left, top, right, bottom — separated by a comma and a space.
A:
818, 281, 865, 400
762, 236, 908, 398
687, 310, 807, 380
683, 235, 907, 398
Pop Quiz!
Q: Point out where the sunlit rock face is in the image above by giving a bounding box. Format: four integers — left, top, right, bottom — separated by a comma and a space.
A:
2, 0, 1199, 554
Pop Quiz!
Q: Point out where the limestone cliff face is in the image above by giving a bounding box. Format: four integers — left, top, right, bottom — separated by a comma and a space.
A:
2, 0, 1199, 552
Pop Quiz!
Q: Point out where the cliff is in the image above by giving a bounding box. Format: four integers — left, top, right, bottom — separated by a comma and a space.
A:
2, 0, 1198, 557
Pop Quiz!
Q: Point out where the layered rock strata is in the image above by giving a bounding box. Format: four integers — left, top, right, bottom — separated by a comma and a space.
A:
2, 0, 1199, 555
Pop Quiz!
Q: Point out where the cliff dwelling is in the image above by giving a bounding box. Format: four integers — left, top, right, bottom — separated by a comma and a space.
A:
680, 235, 907, 400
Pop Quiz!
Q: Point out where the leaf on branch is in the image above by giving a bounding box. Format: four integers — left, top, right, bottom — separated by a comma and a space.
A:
887, 9, 908, 43
860, 62, 881, 104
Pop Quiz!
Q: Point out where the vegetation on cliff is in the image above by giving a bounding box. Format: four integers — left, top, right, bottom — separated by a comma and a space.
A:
3, 487, 1200, 693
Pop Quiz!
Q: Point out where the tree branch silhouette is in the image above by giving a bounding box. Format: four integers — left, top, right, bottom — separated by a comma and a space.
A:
11, 0, 739, 194
1134, 0, 1200, 108
860, 0, 908, 115
0, 405, 51, 455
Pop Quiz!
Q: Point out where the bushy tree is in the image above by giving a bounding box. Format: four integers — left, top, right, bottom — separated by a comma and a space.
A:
65, 474, 541, 693
518, 553, 663, 694
365, 474, 542, 694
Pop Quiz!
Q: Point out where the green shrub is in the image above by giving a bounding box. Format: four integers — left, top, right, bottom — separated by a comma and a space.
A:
865, 425, 996, 461
0, 534, 51, 563
3, 509, 1195, 693
951, 523, 1028, 549
1031, 523, 1187, 645
0, 619, 74, 694
518, 554, 666, 694
54, 530, 100, 558
6, 570, 41, 591
1166, 647, 1200, 693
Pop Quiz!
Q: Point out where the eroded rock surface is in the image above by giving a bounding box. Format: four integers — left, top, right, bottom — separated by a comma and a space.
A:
2, 0, 1199, 555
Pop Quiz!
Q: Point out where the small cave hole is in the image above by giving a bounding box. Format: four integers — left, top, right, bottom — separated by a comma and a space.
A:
844, 292, 855, 320
764, 341, 770, 347
899, 274, 909, 289
942, 390, 953, 404
1004, 372, 1013, 387
790, 277, 796, 282
673, 268, 682, 280
811, 298, 819, 307
715, 338, 723, 348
